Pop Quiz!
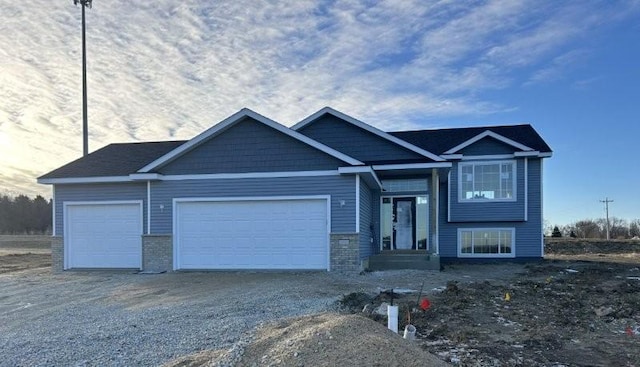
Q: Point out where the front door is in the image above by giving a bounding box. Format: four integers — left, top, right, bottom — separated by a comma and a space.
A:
393, 198, 415, 250
381, 195, 428, 251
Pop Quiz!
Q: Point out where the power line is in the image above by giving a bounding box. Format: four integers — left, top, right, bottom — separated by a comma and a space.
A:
600, 197, 614, 240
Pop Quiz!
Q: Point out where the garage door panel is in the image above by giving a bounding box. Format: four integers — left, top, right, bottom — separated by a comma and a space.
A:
66, 203, 142, 269
176, 199, 328, 270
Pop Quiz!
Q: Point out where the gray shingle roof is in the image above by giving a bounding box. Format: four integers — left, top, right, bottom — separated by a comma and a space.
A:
389, 124, 552, 155
39, 124, 551, 180
39, 141, 186, 179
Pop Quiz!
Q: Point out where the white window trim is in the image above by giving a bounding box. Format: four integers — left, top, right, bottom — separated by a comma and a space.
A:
458, 160, 517, 203
457, 228, 516, 258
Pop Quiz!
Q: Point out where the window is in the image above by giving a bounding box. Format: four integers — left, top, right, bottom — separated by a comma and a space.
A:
459, 161, 515, 201
459, 228, 514, 257
382, 179, 428, 192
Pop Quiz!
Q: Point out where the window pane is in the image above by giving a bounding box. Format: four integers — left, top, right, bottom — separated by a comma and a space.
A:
461, 231, 472, 253
500, 230, 512, 254
382, 179, 428, 192
416, 196, 428, 250
461, 229, 513, 255
381, 200, 392, 250
461, 162, 515, 200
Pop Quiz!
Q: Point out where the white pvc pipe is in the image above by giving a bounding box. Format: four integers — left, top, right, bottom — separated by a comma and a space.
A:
403, 324, 416, 340
387, 305, 399, 333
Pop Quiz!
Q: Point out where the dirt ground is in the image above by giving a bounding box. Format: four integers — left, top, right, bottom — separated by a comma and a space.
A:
345, 260, 640, 366
2, 236, 639, 366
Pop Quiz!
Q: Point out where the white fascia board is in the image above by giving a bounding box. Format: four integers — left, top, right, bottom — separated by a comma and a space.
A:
338, 166, 382, 189
38, 176, 132, 185
440, 154, 463, 160
372, 162, 452, 170
514, 151, 541, 157
461, 154, 515, 161
539, 152, 553, 158
129, 173, 163, 181
444, 130, 535, 154
293, 107, 445, 162
139, 108, 363, 173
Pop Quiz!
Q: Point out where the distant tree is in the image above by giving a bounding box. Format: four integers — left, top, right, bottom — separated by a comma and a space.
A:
573, 219, 601, 239
0, 194, 52, 234
551, 226, 562, 237
630, 220, 640, 238
569, 230, 577, 238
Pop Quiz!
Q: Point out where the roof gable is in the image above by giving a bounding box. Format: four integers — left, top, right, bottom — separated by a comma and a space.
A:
390, 124, 552, 156
443, 130, 534, 154
157, 116, 349, 175
292, 107, 444, 162
139, 108, 362, 173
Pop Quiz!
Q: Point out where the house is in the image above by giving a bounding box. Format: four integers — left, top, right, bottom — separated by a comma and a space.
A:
38, 107, 552, 272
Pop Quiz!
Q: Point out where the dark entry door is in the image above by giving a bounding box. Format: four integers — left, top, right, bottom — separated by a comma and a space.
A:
392, 197, 416, 250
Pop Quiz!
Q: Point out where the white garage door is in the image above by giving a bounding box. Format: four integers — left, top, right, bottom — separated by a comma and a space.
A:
65, 202, 142, 269
175, 198, 328, 270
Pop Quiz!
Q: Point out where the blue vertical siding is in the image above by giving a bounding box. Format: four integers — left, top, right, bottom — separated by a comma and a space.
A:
297, 114, 424, 162
449, 159, 525, 222
159, 117, 344, 174
358, 178, 374, 259
149, 175, 355, 234
54, 183, 147, 236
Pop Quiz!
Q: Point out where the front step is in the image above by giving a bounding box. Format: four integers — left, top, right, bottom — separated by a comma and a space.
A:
365, 251, 441, 271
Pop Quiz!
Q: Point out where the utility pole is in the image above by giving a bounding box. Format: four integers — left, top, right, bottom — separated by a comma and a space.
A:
74, 0, 93, 156
600, 197, 614, 240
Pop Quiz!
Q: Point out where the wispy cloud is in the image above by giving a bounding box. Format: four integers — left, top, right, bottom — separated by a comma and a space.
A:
0, 0, 638, 196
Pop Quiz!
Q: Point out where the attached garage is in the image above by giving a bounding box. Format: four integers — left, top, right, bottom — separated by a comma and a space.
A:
64, 201, 143, 269
174, 197, 330, 270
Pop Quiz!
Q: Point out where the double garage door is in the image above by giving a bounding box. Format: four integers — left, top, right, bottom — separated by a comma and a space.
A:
175, 198, 329, 270
65, 198, 329, 270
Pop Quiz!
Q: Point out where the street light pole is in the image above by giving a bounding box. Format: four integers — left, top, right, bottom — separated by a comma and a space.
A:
74, 0, 93, 156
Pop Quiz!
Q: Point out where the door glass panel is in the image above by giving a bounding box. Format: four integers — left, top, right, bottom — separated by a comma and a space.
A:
416, 196, 428, 250
381, 198, 392, 250
394, 200, 413, 250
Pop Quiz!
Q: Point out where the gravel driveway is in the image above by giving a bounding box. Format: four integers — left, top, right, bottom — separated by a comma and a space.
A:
0, 265, 525, 366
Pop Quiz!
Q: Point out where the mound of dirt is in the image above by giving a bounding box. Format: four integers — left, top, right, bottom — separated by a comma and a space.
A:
236, 312, 449, 367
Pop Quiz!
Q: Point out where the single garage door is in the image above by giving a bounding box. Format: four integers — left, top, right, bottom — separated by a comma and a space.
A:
175, 198, 328, 270
65, 202, 142, 269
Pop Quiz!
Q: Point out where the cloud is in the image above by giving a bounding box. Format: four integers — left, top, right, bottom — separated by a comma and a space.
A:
0, 0, 638, 197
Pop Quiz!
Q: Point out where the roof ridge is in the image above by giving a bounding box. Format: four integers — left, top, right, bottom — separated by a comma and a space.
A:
390, 123, 532, 134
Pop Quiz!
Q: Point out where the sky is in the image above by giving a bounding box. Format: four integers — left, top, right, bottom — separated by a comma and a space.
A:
1, 0, 639, 226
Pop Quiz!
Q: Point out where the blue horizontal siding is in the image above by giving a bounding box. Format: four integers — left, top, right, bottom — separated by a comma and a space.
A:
449, 159, 525, 222
54, 183, 147, 236
150, 175, 355, 234
159, 117, 344, 174
298, 114, 423, 163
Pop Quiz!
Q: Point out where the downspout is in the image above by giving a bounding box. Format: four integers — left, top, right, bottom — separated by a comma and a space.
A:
51, 185, 56, 236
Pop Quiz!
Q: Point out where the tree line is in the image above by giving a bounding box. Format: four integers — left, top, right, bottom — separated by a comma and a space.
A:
549, 217, 640, 240
0, 194, 52, 234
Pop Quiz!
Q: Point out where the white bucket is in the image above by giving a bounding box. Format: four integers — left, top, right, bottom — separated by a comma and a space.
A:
403, 324, 416, 340
387, 305, 399, 333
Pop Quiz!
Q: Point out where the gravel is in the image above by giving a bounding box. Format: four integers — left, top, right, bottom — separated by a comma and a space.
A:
0, 265, 526, 366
